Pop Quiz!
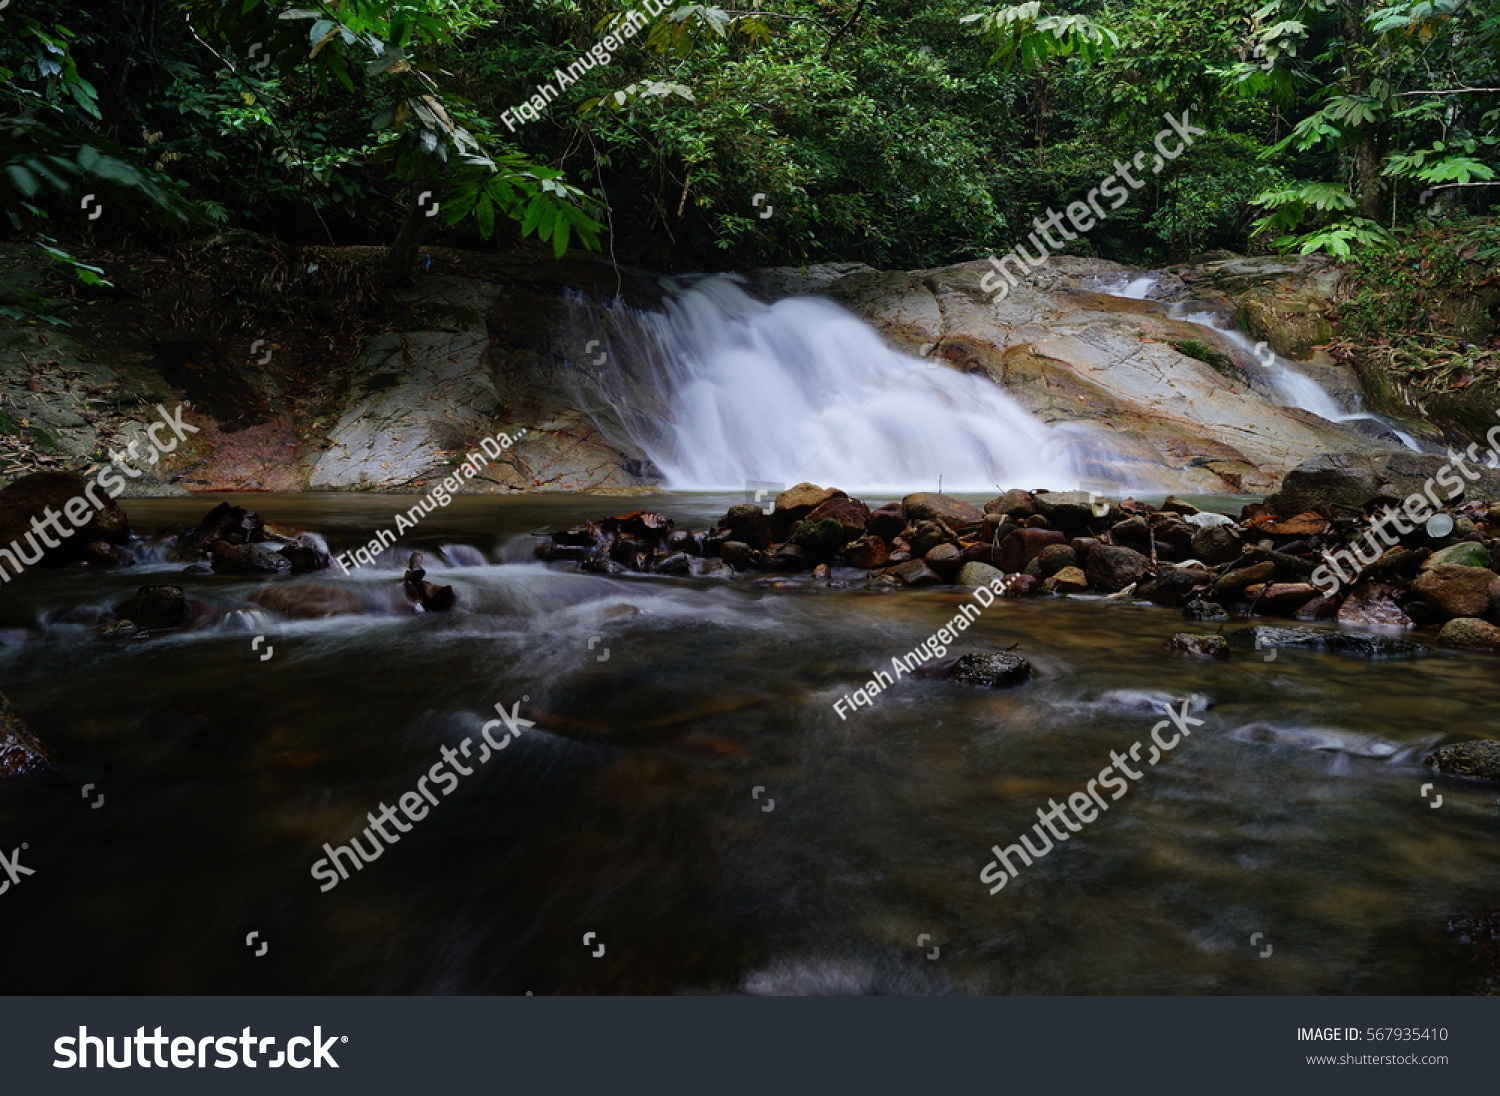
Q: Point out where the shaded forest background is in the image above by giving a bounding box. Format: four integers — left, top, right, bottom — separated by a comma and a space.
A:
1, 0, 1496, 363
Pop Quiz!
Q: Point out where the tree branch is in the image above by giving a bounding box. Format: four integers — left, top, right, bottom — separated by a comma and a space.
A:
822, 0, 869, 61
1396, 86, 1500, 96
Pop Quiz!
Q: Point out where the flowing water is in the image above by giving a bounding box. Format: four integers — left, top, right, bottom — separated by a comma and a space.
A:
569, 277, 1155, 494
1092, 273, 1425, 451
1, 494, 1497, 995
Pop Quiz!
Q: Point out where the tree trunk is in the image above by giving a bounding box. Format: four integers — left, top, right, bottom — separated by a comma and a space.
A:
381, 199, 432, 289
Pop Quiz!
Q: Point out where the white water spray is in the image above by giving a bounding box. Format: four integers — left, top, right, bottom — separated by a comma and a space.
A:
1093, 273, 1423, 451
577, 277, 1150, 494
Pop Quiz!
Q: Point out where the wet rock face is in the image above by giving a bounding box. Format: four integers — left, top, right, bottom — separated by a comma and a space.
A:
1437, 617, 1500, 649
181, 502, 264, 552
1165, 633, 1230, 660
0, 471, 131, 572
1230, 625, 1427, 660
902, 492, 983, 528
1085, 544, 1149, 592
944, 653, 1031, 688
720, 504, 774, 550
211, 542, 294, 575
1410, 565, 1500, 619
0, 693, 51, 777
1425, 740, 1500, 781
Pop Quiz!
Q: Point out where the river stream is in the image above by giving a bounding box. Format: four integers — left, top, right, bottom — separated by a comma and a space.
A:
0, 492, 1496, 995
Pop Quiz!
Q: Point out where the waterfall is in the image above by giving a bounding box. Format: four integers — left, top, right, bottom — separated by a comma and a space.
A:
570, 276, 1152, 494
1092, 273, 1423, 452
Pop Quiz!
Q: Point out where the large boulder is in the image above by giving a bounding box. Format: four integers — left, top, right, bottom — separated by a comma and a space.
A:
718, 504, 774, 550
957, 561, 1004, 586
805, 496, 871, 544
1084, 544, 1149, 591
773, 483, 846, 520
995, 528, 1067, 573
1410, 565, 1500, 619
0, 471, 131, 572
1033, 491, 1106, 531
1437, 617, 1500, 650
902, 492, 983, 528
1334, 582, 1413, 629
1264, 453, 1383, 515
984, 489, 1036, 519
866, 503, 906, 540
1190, 523, 1241, 565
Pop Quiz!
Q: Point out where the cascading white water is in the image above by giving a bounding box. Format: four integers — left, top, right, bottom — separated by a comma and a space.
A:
1093, 272, 1423, 451
575, 276, 1152, 494
1171, 307, 1423, 451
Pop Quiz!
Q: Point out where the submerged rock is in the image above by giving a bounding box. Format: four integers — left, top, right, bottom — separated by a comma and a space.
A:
1425, 740, 1500, 781
1231, 625, 1426, 659
944, 652, 1031, 688
1183, 599, 1230, 621
250, 584, 366, 619
211, 541, 294, 575
115, 584, 187, 631
1165, 633, 1230, 660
